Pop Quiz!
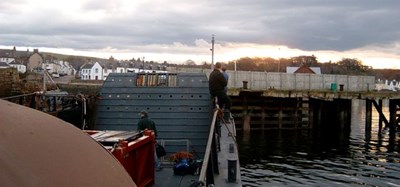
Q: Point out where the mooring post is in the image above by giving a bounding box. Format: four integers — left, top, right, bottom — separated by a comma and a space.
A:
378, 99, 383, 135
242, 95, 250, 133
339, 106, 345, 129
388, 99, 397, 136
365, 99, 372, 138
243, 114, 251, 133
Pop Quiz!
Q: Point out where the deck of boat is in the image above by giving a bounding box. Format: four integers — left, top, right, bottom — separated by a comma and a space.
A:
154, 117, 241, 187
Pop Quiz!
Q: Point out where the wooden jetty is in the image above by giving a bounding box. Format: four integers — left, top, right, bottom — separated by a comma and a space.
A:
228, 88, 400, 135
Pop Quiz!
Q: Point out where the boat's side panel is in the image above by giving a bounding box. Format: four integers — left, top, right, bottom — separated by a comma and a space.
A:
95, 72, 211, 158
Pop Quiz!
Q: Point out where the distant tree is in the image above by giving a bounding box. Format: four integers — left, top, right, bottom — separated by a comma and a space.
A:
185, 59, 196, 66
108, 56, 116, 65
201, 61, 210, 69
236, 57, 256, 71
337, 58, 364, 71
291, 55, 318, 66
66, 56, 89, 70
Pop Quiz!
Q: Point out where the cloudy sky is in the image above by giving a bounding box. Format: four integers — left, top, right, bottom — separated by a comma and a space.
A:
1, 0, 399, 69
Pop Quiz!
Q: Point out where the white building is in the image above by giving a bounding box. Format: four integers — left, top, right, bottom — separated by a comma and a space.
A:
55, 60, 76, 76
9, 61, 26, 73
0, 57, 15, 64
116, 66, 126, 73
42, 63, 61, 74
80, 62, 103, 80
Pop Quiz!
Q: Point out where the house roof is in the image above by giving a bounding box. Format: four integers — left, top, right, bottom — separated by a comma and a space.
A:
0, 62, 10, 67
8, 60, 20, 65
81, 63, 95, 69
0, 48, 32, 58
295, 66, 317, 74
0, 50, 12, 57
286, 66, 321, 74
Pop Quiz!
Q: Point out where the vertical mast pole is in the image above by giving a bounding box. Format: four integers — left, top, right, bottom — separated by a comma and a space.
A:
211, 35, 215, 70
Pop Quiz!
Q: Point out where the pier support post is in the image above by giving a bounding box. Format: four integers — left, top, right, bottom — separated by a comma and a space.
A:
365, 99, 372, 138
389, 99, 397, 136
243, 114, 251, 133
378, 99, 383, 135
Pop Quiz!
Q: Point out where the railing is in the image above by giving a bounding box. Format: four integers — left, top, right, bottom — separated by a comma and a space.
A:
198, 109, 220, 186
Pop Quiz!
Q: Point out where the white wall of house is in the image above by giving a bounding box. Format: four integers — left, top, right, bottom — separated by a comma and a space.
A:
80, 62, 103, 80
81, 68, 90, 80
42, 63, 61, 74
0, 57, 15, 64
103, 68, 114, 80
57, 61, 76, 75
116, 67, 125, 73
92, 62, 103, 80
9, 64, 26, 73
127, 68, 140, 73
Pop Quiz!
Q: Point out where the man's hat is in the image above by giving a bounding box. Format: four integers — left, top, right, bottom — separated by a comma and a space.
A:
138, 110, 148, 116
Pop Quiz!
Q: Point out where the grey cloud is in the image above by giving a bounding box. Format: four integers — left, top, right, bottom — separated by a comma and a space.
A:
0, 0, 399, 53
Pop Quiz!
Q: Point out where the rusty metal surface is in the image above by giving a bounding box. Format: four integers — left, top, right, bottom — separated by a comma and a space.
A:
0, 99, 136, 187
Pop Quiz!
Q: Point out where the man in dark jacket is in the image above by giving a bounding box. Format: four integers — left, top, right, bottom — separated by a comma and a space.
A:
209, 62, 232, 110
137, 110, 157, 137
137, 111, 161, 171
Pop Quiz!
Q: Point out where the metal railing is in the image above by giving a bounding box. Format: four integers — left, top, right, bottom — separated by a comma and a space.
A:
198, 109, 220, 186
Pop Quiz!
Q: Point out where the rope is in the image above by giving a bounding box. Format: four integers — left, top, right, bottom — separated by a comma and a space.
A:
220, 115, 238, 145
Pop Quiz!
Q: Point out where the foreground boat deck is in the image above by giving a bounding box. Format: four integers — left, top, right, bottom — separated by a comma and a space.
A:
153, 163, 198, 187
154, 118, 241, 187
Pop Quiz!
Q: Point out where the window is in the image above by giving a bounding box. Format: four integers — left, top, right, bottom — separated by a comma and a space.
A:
95, 68, 98, 73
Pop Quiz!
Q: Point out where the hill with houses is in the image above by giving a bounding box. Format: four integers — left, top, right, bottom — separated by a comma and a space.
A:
1, 46, 400, 82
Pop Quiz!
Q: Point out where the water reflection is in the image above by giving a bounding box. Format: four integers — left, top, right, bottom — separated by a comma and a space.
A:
238, 99, 400, 186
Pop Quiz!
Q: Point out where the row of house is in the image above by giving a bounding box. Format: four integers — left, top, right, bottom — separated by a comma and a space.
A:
79, 61, 167, 80
0, 47, 76, 76
0, 47, 44, 74
375, 79, 400, 91
78, 61, 323, 81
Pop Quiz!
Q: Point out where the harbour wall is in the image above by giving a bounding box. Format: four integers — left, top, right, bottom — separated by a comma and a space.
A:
226, 71, 375, 92
173, 68, 375, 92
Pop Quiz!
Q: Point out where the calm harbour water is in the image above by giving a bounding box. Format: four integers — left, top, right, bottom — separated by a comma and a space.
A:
237, 99, 400, 187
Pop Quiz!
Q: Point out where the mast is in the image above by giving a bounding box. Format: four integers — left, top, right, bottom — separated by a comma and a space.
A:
211, 35, 215, 70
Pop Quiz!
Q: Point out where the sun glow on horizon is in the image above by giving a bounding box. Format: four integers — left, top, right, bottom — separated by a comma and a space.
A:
1, 43, 399, 69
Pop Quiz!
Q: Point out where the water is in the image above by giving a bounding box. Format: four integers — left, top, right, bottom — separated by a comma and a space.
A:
237, 100, 400, 186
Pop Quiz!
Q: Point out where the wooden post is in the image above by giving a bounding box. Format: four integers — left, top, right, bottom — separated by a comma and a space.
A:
378, 99, 383, 135
294, 98, 300, 129
242, 95, 250, 133
278, 102, 283, 129
339, 106, 345, 129
389, 99, 397, 136
243, 114, 251, 133
261, 99, 265, 130
365, 99, 372, 138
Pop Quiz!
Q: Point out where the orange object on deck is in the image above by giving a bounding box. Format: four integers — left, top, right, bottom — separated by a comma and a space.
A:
89, 130, 156, 187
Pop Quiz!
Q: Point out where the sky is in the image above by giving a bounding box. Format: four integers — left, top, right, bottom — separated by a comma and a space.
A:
1, 0, 400, 69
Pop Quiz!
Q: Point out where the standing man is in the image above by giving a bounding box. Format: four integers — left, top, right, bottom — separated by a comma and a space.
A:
209, 62, 232, 111
137, 110, 161, 171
